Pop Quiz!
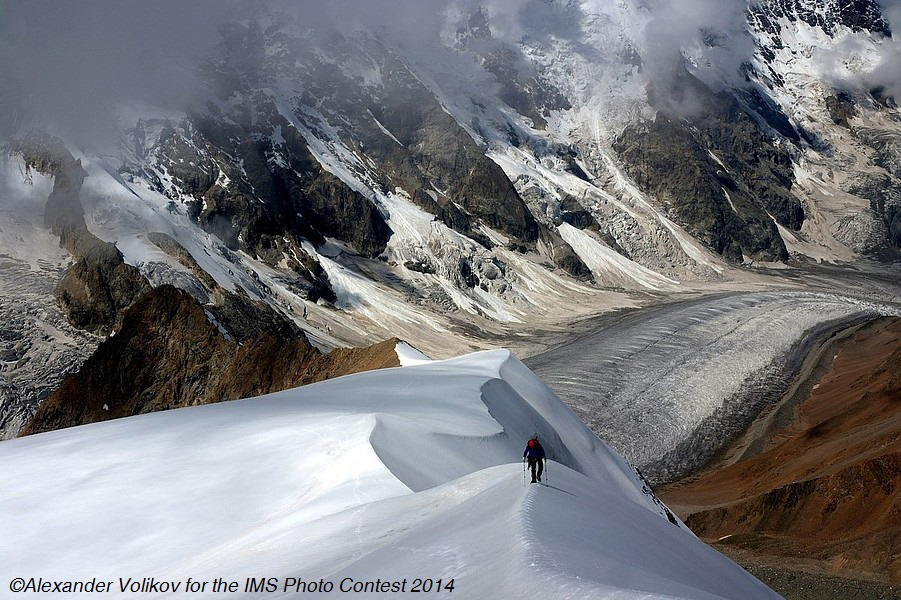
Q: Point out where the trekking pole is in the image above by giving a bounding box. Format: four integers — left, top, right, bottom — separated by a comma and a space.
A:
523, 459, 526, 488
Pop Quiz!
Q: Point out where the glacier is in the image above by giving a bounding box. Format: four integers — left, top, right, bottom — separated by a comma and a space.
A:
527, 289, 901, 481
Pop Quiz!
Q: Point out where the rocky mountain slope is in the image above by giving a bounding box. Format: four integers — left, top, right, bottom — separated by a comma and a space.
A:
2, 0, 901, 439
21, 285, 401, 436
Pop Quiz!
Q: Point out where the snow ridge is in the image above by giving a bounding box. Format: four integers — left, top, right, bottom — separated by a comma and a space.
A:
0, 350, 778, 599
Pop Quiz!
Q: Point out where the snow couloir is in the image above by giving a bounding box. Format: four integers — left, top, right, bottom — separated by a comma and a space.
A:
0, 346, 778, 599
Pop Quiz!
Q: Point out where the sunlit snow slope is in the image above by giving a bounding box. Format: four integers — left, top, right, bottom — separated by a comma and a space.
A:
0, 351, 777, 599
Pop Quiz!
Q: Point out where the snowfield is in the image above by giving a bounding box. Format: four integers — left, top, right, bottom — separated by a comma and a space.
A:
0, 350, 777, 599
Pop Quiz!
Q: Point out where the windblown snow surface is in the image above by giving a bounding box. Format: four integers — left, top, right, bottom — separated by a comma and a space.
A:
0, 351, 777, 599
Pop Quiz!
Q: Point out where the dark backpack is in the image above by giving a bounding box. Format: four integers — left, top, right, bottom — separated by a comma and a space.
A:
525, 438, 544, 459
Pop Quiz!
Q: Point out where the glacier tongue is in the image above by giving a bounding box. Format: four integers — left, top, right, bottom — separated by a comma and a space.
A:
0, 350, 778, 599
527, 290, 901, 482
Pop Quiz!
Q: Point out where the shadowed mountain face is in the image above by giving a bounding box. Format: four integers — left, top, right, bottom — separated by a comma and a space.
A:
658, 318, 901, 584
181, 28, 541, 252
614, 71, 805, 263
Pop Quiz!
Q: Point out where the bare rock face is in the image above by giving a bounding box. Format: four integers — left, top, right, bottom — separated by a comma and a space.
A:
14, 132, 150, 335
538, 229, 592, 280
206, 26, 539, 250
54, 234, 150, 335
19, 285, 401, 436
751, 0, 891, 39
825, 93, 858, 129
615, 116, 788, 262
614, 70, 806, 263
400, 100, 540, 245
125, 104, 391, 298
174, 106, 392, 263
206, 286, 302, 343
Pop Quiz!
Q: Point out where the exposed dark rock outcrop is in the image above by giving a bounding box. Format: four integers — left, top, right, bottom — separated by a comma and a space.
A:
19, 285, 402, 436
538, 229, 592, 281
869, 85, 898, 109
825, 93, 858, 129
750, 0, 891, 39
848, 174, 901, 249
738, 88, 802, 144
205, 26, 540, 249
554, 195, 631, 259
614, 71, 803, 262
14, 132, 149, 335
559, 208, 596, 230
615, 115, 788, 262
123, 115, 367, 303
206, 286, 301, 342
54, 239, 149, 335
358, 50, 540, 246
147, 105, 392, 262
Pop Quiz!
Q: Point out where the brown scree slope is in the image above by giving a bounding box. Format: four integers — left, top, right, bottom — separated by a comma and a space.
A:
659, 318, 901, 583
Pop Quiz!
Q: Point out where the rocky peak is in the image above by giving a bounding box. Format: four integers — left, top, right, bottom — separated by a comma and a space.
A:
749, 0, 891, 38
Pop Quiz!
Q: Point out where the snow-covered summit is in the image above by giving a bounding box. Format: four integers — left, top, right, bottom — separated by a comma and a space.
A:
0, 350, 777, 599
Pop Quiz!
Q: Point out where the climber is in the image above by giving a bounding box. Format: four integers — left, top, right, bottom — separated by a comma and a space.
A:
523, 437, 546, 484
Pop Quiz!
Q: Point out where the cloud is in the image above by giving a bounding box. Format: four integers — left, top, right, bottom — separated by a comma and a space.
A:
810, 0, 901, 101
634, 0, 754, 116
0, 0, 588, 149
0, 0, 231, 147
7, 0, 895, 149
866, 0, 901, 99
